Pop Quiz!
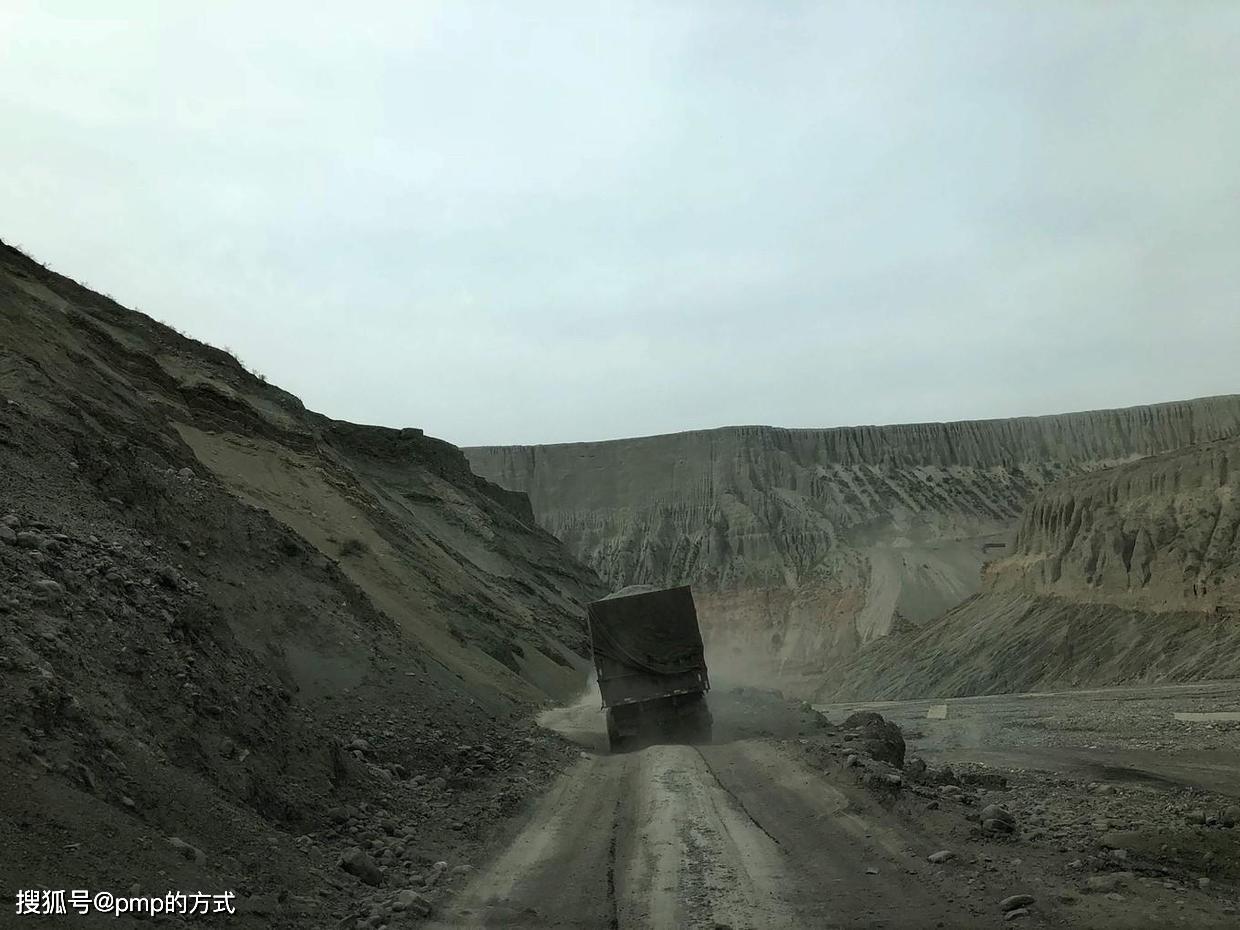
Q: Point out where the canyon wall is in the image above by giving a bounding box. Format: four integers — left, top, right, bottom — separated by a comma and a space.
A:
993, 437, 1240, 611
825, 436, 1240, 699
466, 400, 1240, 691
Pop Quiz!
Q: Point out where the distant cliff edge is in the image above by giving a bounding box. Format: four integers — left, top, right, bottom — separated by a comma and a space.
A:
466, 397, 1240, 693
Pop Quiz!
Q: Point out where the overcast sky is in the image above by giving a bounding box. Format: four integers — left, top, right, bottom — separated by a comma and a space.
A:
2, 2, 1238, 446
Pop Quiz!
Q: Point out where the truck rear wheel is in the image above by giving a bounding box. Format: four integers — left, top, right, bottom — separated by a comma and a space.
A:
687, 702, 713, 744
606, 709, 629, 753
672, 692, 712, 744
695, 712, 713, 744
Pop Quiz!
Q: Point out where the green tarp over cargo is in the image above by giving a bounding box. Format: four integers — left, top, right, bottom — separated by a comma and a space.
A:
586, 585, 706, 676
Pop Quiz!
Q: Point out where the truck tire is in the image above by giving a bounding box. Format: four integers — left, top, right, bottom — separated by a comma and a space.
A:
675, 693, 712, 744
690, 704, 713, 744
606, 711, 628, 754
695, 710, 713, 744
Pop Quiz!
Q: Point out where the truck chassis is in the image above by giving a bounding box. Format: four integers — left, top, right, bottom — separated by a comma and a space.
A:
605, 690, 713, 753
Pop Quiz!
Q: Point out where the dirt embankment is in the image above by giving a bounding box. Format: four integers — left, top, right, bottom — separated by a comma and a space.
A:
0, 241, 604, 926
465, 397, 1240, 691
825, 438, 1240, 700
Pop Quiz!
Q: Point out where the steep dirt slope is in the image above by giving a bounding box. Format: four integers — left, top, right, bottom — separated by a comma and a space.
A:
825, 437, 1240, 699
0, 241, 603, 926
466, 399, 1240, 690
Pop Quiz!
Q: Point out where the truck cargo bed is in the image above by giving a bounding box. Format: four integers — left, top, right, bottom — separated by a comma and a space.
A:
586, 584, 710, 713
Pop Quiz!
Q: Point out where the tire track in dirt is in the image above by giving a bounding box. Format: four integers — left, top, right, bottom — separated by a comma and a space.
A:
425, 753, 629, 928
432, 739, 1010, 928
691, 744, 783, 848
605, 796, 621, 930
614, 745, 800, 930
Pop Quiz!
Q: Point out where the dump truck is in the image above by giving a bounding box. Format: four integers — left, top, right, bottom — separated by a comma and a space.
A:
586, 584, 712, 752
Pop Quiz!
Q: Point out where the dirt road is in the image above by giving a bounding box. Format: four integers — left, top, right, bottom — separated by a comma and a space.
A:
424, 686, 1239, 929
429, 739, 1002, 929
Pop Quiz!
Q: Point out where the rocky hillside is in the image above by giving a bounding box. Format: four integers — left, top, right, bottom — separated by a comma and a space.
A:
466, 399, 1240, 691
826, 436, 1240, 699
993, 437, 1240, 611
0, 241, 603, 926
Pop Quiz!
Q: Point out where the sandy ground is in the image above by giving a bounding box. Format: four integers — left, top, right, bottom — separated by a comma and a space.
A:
422, 685, 1239, 929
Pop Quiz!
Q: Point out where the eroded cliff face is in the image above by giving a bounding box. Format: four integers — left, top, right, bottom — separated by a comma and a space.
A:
990, 437, 1240, 612
466, 401, 1240, 691
825, 437, 1240, 699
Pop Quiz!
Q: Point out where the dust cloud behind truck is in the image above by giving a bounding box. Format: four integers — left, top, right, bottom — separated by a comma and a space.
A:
586, 584, 712, 751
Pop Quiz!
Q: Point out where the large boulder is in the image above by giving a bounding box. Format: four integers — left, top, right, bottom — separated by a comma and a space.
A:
841, 711, 905, 768
339, 847, 384, 887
